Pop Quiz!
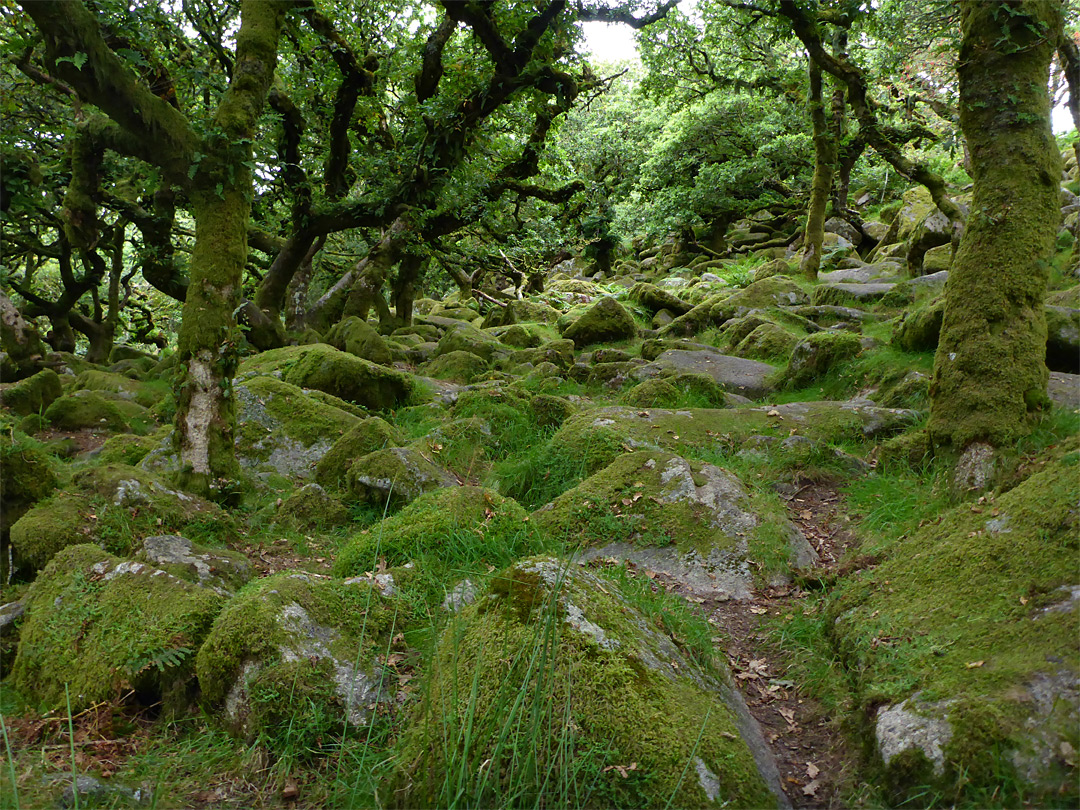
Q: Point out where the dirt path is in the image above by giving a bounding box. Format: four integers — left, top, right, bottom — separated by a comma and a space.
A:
639, 478, 861, 807
712, 478, 861, 808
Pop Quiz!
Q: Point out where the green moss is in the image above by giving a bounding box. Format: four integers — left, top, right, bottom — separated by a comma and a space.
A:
324, 316, 392, 364
195, 573, 398, 749
783, 331, 863, 390
276, 483, 349, 529
562, 296, 638, 348
11, 544, 224, 712
0, 432, 57, 507
43, 390, 130, 432
420, 349, 490, 382
9, 491, 95, 571
314, 416, 404, 490
548, 402, 917, 480
531, 451, 738, 552
239, 344, 413, 410
97, 430, 169, 466
734, 323, 801, 361
0, 368, 63, 416
829, 454, 1078, 799
237, 375, 360, 448
335, 486, 530, 577
435, 323, 505, 362
388, 558, 776, 809
10, 464, 236, 571
622, 378, 681, 408
72, 370, 168, 409
345, 446, 458, 508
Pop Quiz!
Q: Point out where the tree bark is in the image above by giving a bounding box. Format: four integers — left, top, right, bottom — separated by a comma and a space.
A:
928, 0, 1062, 450
800, 56, 836, 280
173, 0, 285, 496
0, 290, 47, 379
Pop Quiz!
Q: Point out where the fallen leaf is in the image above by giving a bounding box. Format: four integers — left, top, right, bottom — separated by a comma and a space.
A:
282, 780, 300, 800
802, 779, 820, 797
807, 762, 819, 779
767, 409, 781, 417
749, 606, 767, 615
965, 660, 985, 669
778, 707, 796, 725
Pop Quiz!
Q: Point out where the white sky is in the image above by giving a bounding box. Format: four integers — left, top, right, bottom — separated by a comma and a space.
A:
581, 22, 639, 64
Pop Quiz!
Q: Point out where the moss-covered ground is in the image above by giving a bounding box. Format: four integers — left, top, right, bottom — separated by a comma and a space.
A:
2, 219, 1078, 809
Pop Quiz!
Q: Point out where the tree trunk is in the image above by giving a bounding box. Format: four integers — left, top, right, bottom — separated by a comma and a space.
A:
800, 56, 836, 280
928, 0, 1062, 450
174, 0, 285, 497
82, 225, 123, 364
0, 290, 47, 379
392, 254, 424, 328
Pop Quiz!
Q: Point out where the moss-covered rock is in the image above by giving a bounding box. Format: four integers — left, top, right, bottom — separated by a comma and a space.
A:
346, 446, 459, 509
509, 339, 576, 370
387, 557, 780, 809
0, 368, 63, 416
435, 323, 505, 362
548, 402, 920, 478
136, 534, 253, 596
710, 277, 809, 323
43, 390, 131, 432
239, 344, 413, 410
533, 450, 813, 594
96, 430, 168, 466
335, 486, 529, 577
277, 482, 350, 529
828, 453, 1079, 803
812, 282, 898, 308
783, 331, 862, 389
109, 345, 157, 365
72, 370, 166, 409
11, 544, 224, 712
733, 322, 801, 361
234, 376, 361, 479
11, 464, 235, 571
9, 491, 96, 572
0, 433, 57, 515
324, 316, 392, 365
629, 282, 694, 315
195, 573, 399, 748
507, 299, 563, 324
313, 416, 404, 491
893, 297, 945, 352
562, 296, 638, 347
622, 378, 682, 408
497, 323, 541, 348
420, 349, 490, 382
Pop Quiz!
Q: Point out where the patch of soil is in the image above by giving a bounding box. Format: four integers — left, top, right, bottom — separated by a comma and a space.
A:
635, 476, 862, 808
33, 427, 110, 456
711, 477, 861, 808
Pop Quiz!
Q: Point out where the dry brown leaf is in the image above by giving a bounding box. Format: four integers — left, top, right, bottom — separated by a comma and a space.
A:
807, 762, 819, 779
802, 779, 820, 797
965, 660, 985, 668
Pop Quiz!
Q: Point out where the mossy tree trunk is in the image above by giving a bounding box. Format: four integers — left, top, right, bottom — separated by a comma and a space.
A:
21, 0, 286, 497
174, 1, 286, 495
1, 290, 47, 378
800, 56, 836, 281
927, 0, 1062, 450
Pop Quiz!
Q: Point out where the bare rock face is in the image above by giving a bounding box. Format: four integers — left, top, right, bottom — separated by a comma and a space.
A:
952, 442, 997, 495
876, 696, 954, 776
